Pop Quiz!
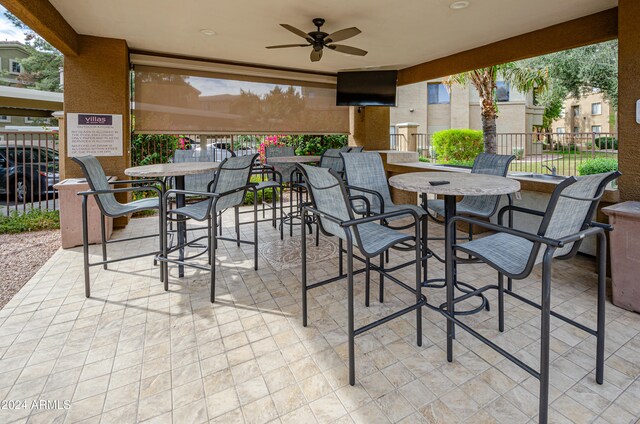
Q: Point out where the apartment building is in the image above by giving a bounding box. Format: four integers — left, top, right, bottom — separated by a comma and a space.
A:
0, 41, 28, 85
390, 79, 544, 136
552, 91, 615, 134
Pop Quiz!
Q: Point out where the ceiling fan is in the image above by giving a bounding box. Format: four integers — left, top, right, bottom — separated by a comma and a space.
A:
266, 18, 367, 62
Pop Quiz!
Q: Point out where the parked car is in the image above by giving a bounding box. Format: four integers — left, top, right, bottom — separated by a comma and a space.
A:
0, 143, 59, 201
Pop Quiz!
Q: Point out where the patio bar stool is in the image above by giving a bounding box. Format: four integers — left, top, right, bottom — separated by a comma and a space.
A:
72, 155, 165, 297
298, 163, 426, 385
441, 170, 620, 424
158, 154, 259, 302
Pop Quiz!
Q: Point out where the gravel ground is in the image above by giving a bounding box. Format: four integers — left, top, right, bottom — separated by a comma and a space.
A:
0, 230, 61, 309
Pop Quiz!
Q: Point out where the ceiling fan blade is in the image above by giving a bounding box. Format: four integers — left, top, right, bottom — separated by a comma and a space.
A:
280, 24, 312, 42
266, 44, 309, 49
325, 27, 361, 43
310, 48, 323, 62
327, 44, 368, 56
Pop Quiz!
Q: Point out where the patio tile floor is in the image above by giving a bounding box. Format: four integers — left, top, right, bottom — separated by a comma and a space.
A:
1, 209, 640, 423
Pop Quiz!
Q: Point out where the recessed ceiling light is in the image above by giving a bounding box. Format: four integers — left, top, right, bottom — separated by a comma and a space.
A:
450, 1, 470, 10
200, 29, 217, 36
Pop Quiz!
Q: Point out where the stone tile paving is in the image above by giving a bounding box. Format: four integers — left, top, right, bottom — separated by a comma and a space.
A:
0, 210, 639, 424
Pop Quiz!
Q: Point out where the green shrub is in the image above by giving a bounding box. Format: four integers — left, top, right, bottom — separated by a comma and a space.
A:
0, 209, 60, 234
511, 148, 524, 160
243, 175, 279, 205
446, 159, 475, 168
577, 158, 618, 176
431, 129, 483, 162
132, 134, 183, 166
594, 136, 618, 150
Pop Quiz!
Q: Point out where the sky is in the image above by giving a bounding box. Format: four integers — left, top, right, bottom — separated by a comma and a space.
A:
0, 5, 27, 42
189, 77, 302, 98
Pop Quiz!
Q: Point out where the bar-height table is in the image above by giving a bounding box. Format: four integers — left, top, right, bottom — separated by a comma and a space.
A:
125, 162, 220, 277
389, 172, 520, 314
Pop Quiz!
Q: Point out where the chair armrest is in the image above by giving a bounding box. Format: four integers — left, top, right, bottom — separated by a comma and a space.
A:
449, 215, 563, 248
590, 221, 613, 232
341, 208, 419, 227
497, 205, 544, 225
345, 185, 385, 212
556, 226, 605, 245
301, 205, 344, 226
348, 195, 371, 216
78, 186, 162, 197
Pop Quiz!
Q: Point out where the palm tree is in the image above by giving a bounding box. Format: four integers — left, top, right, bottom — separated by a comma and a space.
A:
446, 63, 548, 154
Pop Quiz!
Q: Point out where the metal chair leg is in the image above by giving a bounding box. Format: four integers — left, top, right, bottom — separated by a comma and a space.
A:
210, 209, 218, 303
539, 249, 554, 424
498, 272, 505, 332
254, 196, 258, 271
365, 257, 370, 307
302, 209, 308, 327
596, 232, 606, 384
379, 253, 384, 303
100, 214, 108, 270
347, 238, 355, 386
81, 196, 91, 298
235, 206, 241, 247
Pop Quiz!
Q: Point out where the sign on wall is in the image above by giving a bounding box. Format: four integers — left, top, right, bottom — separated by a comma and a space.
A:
67, 113, 123, 157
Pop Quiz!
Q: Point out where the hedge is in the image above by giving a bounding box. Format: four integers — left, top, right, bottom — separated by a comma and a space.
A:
594, 136, 618, 150
577, 158, 618, 176
431, 129, 484, 162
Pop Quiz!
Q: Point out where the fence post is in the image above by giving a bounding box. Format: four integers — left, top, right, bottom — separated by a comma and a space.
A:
591, 132, 596, 159
395, 123, 420, 152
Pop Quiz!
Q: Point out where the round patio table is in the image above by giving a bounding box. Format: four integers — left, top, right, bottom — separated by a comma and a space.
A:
125, 162, 220, 277
389, 172, 520, 315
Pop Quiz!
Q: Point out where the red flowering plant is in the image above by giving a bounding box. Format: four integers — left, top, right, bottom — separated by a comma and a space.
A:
259, 134, 287, 163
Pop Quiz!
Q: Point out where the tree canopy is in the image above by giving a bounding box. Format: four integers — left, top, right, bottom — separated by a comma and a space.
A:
3, 11, 62, 92
523, 40, 618, 129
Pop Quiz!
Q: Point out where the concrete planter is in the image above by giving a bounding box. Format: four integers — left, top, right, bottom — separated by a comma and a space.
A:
54, 177, 114, 249
602, 201, 640, 312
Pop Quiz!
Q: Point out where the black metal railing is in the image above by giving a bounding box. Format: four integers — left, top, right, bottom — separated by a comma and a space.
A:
1, 131, 60, 216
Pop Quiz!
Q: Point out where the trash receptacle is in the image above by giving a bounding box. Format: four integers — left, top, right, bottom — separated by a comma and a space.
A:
53, 177, 115, 249
602, 201, 640, 313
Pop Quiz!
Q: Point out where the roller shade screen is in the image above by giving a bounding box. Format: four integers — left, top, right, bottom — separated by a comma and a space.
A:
133, 65, 349, 134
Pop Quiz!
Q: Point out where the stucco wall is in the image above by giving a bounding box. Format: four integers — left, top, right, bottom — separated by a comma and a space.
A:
62, 35, 131, 226
390, 82, 427, 132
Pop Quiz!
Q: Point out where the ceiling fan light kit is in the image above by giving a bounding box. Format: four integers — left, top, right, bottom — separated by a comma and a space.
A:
266, 18, 367, 62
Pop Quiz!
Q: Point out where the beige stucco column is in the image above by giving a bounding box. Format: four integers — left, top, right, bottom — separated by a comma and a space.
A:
449, 84, 470, 129
618, 0, 640, 201
349, 106, 391, 150
395, 122, 420, 152
61, 35, 131, 226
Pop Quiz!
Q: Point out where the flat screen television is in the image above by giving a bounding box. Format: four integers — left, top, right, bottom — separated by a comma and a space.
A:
336, 70, 397, 106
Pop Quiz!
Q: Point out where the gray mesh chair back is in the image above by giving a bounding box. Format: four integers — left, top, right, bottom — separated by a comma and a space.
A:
173, 148, 219, 192
457, 153, 515, 217
538, 171, 618, 259
298, 164, 353, 240
210, 154, 258, 210
342, 152, 393, 211
319, 148, 345, 175
72, 155, 123, 216
265, 145, 296, 183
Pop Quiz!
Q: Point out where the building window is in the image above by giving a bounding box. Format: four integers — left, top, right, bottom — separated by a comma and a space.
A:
571, 105, 580, 116
560, 107, 566, 118
573, 126, 580, 133
9, 59, 21, 74
556, 127, 566, 133
24, 117, 34, 123
591, 125, 602, 133
0, 116, 10, 123
591, 102, 602, 115
495, 81, 510, 102
427, 83, 450, 104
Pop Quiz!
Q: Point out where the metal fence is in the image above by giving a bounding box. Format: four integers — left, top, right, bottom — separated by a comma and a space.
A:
132, 134, 274, 166
1, 131, 60, 216
406, 132, 617, 176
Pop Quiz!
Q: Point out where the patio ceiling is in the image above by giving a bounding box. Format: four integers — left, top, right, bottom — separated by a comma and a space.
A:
48, 0, 617, 74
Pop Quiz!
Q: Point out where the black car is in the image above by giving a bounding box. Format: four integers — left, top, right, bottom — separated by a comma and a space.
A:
0, 144, 59, 202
